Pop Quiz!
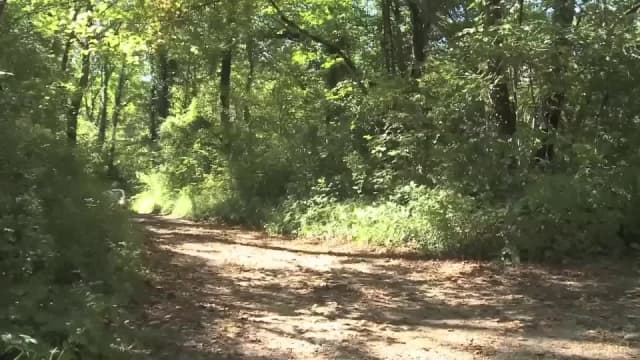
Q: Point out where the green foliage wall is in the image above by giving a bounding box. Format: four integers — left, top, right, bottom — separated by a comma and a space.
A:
122, 0, 640, 261
5, 0, 640, 265
0, 121, 142, 359
1, 4, 143, 358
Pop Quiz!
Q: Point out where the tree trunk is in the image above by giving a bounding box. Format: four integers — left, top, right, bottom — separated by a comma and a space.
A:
98, 62, 113, 145
61, 39, 74, 72
381, 0, 395, 75
220, 47, 233, 153
156, 46, 171, 119
244, 38, 255, 125
108, 67, 127, 176
66, 44, 91, 144
61, 7, 81, 72
391, 0, 409, 76
149, 86, 158, 141
535, 0, 575, 163
485, 0, 516, 137
407, 0, 427, 78
83, 83, 100, 124
149, 46, 172, 141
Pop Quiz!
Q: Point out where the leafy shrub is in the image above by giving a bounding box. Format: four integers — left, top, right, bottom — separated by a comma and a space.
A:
269, 166, 640, 262
504, 165, 638, 261
0, 120, 142, 359
131, 172, 174, 214
268, 182, 504, 258
131, 170, 263, 223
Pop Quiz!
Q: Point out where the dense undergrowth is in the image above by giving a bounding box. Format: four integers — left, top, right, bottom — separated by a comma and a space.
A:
126, 0, 640, 262
0, 121, 144, 360
129, 43, 640, 261
132, 161, 640, 261
1, 8, 144, 359
130, 99, 640, 261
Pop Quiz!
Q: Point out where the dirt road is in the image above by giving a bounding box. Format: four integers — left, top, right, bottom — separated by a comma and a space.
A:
136, 216, 640, 359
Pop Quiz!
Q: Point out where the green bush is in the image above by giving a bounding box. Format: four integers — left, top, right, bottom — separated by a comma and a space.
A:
504, 165, 639, 261
268, 182, 504, 258
131, 172, 174, 215
131, 169, 268, 223
132, 101, 291, 224
0, 120, 142, 359
268, 166, 640, 262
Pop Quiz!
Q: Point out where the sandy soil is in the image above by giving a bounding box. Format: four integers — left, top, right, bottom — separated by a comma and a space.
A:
134, 215, 640, 360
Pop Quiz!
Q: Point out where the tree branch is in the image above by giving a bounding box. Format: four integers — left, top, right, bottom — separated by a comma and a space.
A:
267, 0, 366, 92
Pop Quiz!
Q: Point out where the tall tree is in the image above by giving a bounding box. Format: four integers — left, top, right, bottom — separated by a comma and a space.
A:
391, 0, 409, 76
244, 36, 255, 124
65, 1, 96, 144
108, 66, 127, 176
535, 0, 575, 162
149, 86, 158, 141
97, 62, 113, 145
219, 46, 233, 153
407, 0, 428, 78
381, 0, 395, 75
155, 46, 171, 120
150, 46, 173, 141
485, 0, 516, 137
61, 6, 81, 72
66, 41, 91, 143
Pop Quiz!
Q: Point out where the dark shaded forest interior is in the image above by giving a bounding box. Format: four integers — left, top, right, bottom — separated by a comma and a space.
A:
1, 0, 640, 359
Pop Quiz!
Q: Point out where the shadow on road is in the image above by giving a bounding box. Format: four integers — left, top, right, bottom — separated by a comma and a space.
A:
134, 215, 640, 360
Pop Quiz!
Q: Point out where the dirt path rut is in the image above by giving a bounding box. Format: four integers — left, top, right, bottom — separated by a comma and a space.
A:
136, 216, 640, 360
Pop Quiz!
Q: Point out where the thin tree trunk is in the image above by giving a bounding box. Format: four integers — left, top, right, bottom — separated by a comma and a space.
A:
66, 43, 91, 144
534, 0, 575, 162
149, 86, 158, 141
244, 38, 255, 125
61, 40, 74, 72
220, 47, 233, 153
98, 62, 113, 145
149, 46, 171, 141
156, 46, 171, 119
83, 83, 100, 124
191, 65, 199, 102
489, 59, 516, 137
61, 7, 81, 72
108, 66, 127, 175
381, 0, 395, 75
391, 0, 409, 76
407, 0, 428, 78
485, 0, 516, 137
